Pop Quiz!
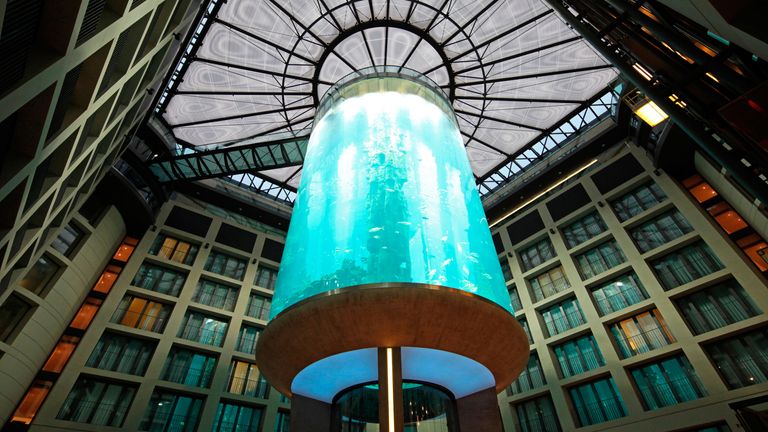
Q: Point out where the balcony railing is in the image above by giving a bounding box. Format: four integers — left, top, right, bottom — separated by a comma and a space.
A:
516, 413, 562, 432
227, 377, 270, 398
636, 375, 705, 409
58, 400, 129, 426
544, 311, 585, 336
162, 363, 213, 387
192, 290, 237, 311
141, 413, 199, 432
614, 325, 675, 358
111, 309, 168, 332
574, 396, 627, 426
178, 324, 227, 346
594, 286, 647, 315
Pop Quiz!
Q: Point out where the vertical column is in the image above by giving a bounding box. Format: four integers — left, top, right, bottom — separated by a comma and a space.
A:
378, 347, 403, 432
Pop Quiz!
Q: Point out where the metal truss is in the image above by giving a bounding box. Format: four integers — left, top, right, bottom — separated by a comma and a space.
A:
147, 135, 308, 184
478, 86, 622, 198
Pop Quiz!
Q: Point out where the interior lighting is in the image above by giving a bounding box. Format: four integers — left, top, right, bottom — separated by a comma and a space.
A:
387, 348, 395, 432
634, 100, 669, 126
632, 63, 654, 81
624, 91, 669, 127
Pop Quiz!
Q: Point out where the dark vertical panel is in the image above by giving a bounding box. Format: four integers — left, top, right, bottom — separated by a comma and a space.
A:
546, 185, 591, 221
506, 211, 545, 246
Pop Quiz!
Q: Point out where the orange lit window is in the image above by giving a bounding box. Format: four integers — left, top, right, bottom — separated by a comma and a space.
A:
92, 266, 121, 294
42, 335, 80, 373
113, 237, 138, 262
683, 175, 719, 203
11, 380, 52, 424
707, 202, 749, 234
70, 298, 102, 330
737, 234, 768, 272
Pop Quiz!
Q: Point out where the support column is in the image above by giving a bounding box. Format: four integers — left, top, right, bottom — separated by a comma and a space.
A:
290, 394, 332, 431
378, 347, 403, 432
456, 388, 505, 431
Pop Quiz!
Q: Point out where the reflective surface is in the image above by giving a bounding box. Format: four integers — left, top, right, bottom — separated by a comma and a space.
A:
403, 383, 458, 432
332, 382, 457, 432
272, 77, 512, 316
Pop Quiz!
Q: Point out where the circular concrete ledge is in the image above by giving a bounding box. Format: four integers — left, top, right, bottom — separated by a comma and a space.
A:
255, 283, 530, 397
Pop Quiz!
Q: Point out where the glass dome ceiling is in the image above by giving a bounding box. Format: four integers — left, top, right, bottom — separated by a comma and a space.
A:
156, 0, 618, 201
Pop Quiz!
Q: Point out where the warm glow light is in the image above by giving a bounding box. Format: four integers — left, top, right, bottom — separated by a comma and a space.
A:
632, 63, 653, 81
490, 159, 599, 227
634, 100, 669, 127
387, 348, 395, 432
706, 72, 720, 83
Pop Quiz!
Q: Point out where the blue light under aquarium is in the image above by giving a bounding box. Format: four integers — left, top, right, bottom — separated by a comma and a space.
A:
271, 76, 512, 316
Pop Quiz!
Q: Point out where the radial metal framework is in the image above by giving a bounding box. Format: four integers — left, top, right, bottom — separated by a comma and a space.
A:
152, 0, 618, 203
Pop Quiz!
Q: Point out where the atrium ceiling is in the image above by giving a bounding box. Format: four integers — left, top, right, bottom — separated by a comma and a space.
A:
154, 0, 618, 202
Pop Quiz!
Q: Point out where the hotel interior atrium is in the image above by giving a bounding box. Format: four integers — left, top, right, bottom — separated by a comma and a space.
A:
0, 0, 767, 431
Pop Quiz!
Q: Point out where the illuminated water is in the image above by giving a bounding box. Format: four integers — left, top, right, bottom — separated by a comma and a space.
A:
271, 77, 512, 317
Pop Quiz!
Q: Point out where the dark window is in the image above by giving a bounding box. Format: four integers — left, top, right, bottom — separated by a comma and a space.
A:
676, 280, 761, 334
246, 292, 271, 321
500, 258, 513, 281
236, 325, 262, 355
507, 352, 546, 395
541, 297, 584, 337
650, 241, 723, 290
212, 402, 263, 432
508, 285, 523, 311
86, 332, 155, 375
561, 211, 607, 248
132, 263, 186, 296
19, 254, 61, 295
553, 334, 605, 377
590, 272, 647, 315
631, 355, 706, 410
519, 238, 555, 272
574, 239, 626, 280
177, 311, 228, 347
192, 279, 239, 311
630, 209, 692, 252
705, 327, 768, 389
205, 250, 247, 280
51, 223, 85, 256
255, 265, 278, 290
57, 377, 136, 426
515, 394, 561, 432
161, 347, 217, 388
0, 294, 34, 341
140, 391, 203, 432
611, 182, 666, 221
569, 377, 627, 426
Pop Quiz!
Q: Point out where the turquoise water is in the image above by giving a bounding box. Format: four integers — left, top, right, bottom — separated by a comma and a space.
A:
271, 80, 512, 317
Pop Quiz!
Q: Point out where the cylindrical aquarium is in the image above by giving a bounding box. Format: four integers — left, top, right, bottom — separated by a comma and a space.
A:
271, 69, 512, 317
256, 69, 529, 431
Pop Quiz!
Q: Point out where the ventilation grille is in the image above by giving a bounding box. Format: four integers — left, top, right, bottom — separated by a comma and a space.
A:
0, 0, 44, 94
77, 0, 107, 46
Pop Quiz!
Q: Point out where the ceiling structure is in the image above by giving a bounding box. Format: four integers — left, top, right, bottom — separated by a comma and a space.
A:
154, 0, 618, 204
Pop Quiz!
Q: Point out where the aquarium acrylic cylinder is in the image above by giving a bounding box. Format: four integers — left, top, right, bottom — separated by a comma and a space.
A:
256, 69, 529, 431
